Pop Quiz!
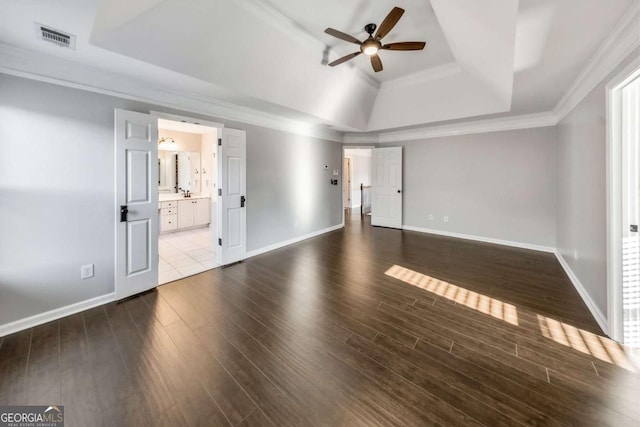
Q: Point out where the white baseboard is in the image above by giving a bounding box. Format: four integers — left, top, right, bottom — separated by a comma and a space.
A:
246, 224, 343, 258
0, 292, 116, 338
401, 225, 556, 253
554, 251, 609, 335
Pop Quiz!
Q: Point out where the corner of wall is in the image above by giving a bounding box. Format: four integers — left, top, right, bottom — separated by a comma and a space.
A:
553, 251, 609, 335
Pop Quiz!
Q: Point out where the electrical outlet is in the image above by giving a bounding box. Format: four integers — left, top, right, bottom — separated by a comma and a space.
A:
428, 214, 434, 220
81, 264, 94, 279
443, 216, 449, 223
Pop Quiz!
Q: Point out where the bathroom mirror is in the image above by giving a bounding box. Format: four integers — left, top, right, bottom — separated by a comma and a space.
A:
158, 151, 201, 194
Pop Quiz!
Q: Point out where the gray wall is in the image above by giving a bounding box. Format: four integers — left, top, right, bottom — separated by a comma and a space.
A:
397, 127, 558, 247
0, 73, 342, 326
241, 124, 342, 252
555, 50, 640, 317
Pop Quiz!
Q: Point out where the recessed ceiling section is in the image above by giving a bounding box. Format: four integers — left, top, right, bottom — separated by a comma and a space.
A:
268, 0, 456, 82
367, 0, 519, 130
0, 0, 634, 134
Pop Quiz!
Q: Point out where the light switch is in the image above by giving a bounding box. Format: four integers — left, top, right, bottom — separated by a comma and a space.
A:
333, 169, 339, 176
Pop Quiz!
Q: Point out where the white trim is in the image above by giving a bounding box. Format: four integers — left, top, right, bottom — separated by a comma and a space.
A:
343, 112, 557, 144
554, 2, 640, 123
246, 224, 343, 258
606, 59, 640, 342
401, 225, 555, 253
554, 251, 609, 335
0, 44, 343, 143
343, 2, 639, 144
0, 293, 116, 338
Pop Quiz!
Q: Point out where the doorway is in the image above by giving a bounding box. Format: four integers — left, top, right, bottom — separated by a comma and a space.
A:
343, 147, 373, 222
115, 110, 247, 300
608, 61, 640, 347
343, 158, 351, 209
156, 118, 220, 285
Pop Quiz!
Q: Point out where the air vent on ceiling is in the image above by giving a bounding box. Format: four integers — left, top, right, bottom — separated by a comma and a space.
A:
34, 22, 76, 50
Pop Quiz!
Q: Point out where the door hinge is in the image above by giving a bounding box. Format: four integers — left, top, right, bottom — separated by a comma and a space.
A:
218, 138, 222, 146
218, 238, 222, 246
218, 188, 222, 196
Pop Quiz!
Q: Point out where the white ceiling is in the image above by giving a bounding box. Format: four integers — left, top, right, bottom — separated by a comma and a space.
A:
0, 0, 635, 133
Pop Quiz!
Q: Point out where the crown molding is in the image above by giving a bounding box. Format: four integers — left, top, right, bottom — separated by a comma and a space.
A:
0, 43, 343, 142
343, 111, 557, 144
344, 2, 639, 144
553, 1, 640, 122
2, 0, 636, 146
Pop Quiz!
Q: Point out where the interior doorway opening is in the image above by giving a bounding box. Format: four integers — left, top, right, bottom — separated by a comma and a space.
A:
344, 147, 373, 221
156, 117, 221, 285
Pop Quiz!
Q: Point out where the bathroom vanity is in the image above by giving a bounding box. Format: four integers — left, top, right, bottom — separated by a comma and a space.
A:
158, 194, 213, 233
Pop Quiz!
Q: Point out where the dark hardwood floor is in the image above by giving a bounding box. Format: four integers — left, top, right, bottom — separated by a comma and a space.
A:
2, 212, 639, 426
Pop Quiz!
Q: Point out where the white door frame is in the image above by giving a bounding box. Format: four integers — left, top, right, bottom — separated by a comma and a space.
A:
151, 111, 225, 266
342, 145, 375, 226
606, 58, 640, 342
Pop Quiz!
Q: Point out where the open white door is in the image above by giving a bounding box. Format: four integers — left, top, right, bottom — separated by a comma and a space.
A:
621, 76, 640, 347
115, 109, 158, 299
219, 128, 247, 265
371, 147, 403, 229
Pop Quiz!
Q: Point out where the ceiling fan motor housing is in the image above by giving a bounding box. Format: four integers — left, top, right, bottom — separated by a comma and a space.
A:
364, 23, 377, 35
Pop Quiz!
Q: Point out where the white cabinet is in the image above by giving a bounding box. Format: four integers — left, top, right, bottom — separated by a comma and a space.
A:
160, 201, 178, 232
194, 199, 210, 226
177, 199, 210, 229
160, 198, 209, 233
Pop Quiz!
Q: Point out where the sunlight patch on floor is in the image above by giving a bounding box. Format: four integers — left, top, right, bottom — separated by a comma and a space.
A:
384, 265, 519, 326
385, 264, 640, 372
537, 315, 638, 372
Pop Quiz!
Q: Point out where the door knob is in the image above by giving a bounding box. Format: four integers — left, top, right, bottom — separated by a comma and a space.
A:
241, 196, 246, 207
120, 205, 128, 222
397, 190, 402, 193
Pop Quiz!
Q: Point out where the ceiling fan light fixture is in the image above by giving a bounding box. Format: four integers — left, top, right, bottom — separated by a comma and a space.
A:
362, 40, 380, 56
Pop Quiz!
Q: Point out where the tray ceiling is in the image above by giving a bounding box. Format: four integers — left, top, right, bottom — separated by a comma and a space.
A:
0, 0, 635, 132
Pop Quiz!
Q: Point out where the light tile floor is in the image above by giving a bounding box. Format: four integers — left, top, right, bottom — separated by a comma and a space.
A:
159, 227, 218, 285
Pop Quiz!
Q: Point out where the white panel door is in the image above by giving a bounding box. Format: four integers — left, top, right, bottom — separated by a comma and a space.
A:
115, 109, 158, 299
621, 75, 640, 347
219, 128, 246, 265
371, 147, 403, 229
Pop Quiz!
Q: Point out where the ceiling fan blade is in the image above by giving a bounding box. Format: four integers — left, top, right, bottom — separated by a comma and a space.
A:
324, 28, 362, 45
374, 7, 404, 40
382, 41, 426, 51
370, 54, 383, 72
328, 52, 361, 67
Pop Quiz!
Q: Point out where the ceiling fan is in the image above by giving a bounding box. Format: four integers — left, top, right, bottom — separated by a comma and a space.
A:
324, 7, 426, 73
